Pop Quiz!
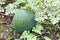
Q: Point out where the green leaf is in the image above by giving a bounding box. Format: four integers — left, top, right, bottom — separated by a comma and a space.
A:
32, 23, 43, 34
20, 31, 37, 40
44, 36, 51, 40
0, 6, 4, 12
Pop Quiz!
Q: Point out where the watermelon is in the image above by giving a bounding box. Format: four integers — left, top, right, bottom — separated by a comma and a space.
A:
11, 10, 36, 33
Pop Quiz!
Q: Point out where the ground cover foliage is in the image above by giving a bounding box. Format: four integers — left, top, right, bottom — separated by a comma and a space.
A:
0, 0, 60, 40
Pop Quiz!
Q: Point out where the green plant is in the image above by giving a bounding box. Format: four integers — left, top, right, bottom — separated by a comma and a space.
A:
0, 0, 60, 40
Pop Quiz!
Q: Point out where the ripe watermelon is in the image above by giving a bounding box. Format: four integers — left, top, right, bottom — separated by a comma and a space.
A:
11, 10, 36, 33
